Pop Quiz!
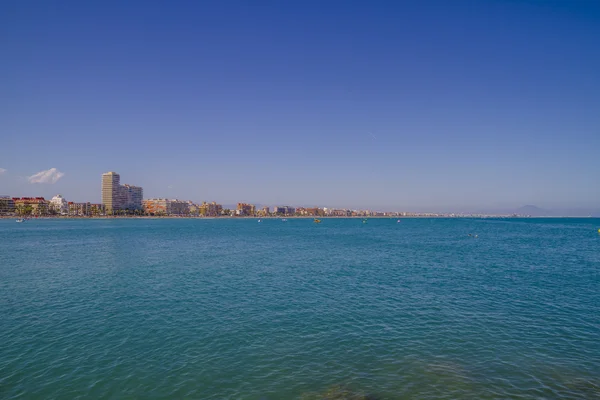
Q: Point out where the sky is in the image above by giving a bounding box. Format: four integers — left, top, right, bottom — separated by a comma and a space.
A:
1, 0, 599, 212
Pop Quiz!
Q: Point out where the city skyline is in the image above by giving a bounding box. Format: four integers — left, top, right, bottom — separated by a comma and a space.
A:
1, 1, 600, 211
0, 167, 599, 215
1, 170, 598, 217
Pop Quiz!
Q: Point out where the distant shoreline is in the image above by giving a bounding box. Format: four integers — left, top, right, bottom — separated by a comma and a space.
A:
1, 215, 596, 220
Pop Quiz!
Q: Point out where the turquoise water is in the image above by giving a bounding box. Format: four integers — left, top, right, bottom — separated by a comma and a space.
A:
0, 218, 599, 399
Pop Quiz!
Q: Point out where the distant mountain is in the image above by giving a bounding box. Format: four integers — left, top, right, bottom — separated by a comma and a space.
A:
514, 205, 551, 216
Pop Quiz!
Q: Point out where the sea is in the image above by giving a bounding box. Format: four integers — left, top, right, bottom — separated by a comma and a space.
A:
0, 218, 599, 399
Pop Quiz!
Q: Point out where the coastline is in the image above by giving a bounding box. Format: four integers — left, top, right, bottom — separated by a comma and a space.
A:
1, 215, 595, 220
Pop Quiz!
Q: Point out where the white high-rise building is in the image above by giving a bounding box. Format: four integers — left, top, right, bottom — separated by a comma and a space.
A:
50, 194, 68, 214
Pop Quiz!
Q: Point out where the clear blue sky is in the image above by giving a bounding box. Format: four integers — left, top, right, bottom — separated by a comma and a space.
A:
1, 0, 599, 211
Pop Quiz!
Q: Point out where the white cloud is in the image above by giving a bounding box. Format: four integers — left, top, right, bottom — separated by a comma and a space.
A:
28, 168, 65, 184
0, 168, 6, 175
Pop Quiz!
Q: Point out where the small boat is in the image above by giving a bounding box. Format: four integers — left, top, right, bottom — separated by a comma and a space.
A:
313, 218, 321, 223
282, 218, 287, 222
362, 219, 368, 224
16, 218, 24, 223
397, 219, 401, 223
258, 219, 262, 223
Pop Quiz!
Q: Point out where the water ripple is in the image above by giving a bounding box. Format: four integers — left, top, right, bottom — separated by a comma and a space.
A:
0, 218, 599, 399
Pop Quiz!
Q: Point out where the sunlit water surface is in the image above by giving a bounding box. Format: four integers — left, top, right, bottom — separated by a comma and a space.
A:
1, 218, 599, 399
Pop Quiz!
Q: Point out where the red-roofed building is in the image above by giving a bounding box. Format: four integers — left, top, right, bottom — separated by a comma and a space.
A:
13, 197, 49, 215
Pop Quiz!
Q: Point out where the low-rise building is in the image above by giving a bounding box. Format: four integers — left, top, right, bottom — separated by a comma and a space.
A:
305, 207, 324, 216
198, 201, 222, 217
0, 196, 15, 215
329, 209, 351, 217
188, 202, 199, 216
236, 203, 256, 216
89, 203, 105, 215
13, 197, 49, 215
210, 202, 222, 216
68, 202, 92, 216
50, 194, 69, 214
143, 199, 168, 215
198, 202, 208, 216
143, 198, 191, 215
169, 199, 190, 215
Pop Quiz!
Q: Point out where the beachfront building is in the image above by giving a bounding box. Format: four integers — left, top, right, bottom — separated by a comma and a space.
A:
67, 202, 105, 216
50, 194, 69, 214
0, 196, 15, 215
296, 207, 323, 217
211, 202, 223, 216
102, 172, 143, 213
89, 204, 105, 216
199, 201, 222, 217
256, 206, 270, 217
188, 202, 199, 216
169, 199, 190, 215
13, 197, 49, 215
236, 203, 256, 216
143, 199, 190, 215
101, 172, 123, 212
68, 202, 91, 216
143, 198, 168, 215
122, 184, 143, 211
273, 206, 295, 215
328, 209, 351, 217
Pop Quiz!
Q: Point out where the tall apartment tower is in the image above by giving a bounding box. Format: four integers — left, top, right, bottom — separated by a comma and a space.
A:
101, 172, 123, 212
